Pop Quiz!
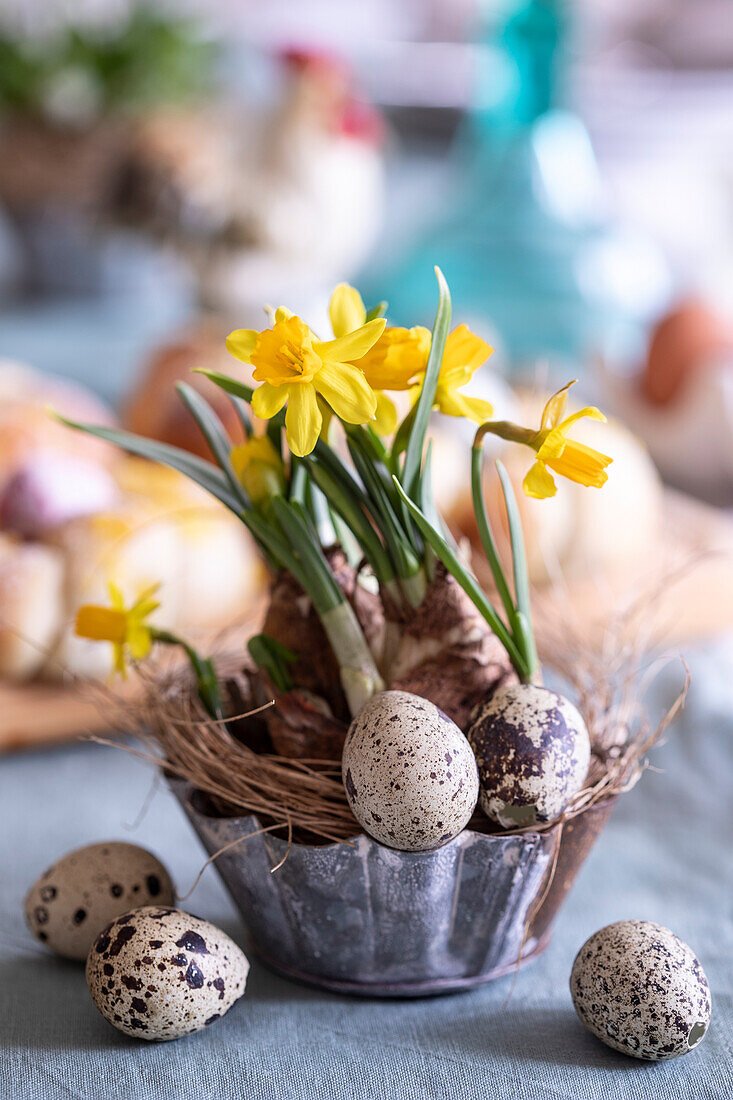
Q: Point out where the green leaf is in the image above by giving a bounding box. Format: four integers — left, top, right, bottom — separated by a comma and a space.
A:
306, 460, 394, 583
390, 405, 416, 472
346, 436, 419, 579
496, 461, 538, 680
193, 369, 254, 405
247, 633, 297, 693
471, 441, 516, 625
51, 413, 243, 515
365, 300, 388, 322
151, 629, 223, 719
495, 461, 531, 625
270, 497, 343, 615
392, 474, 529, 677
289, 460, 308, 506
175, 383, 248, 507
401, 266, 451, 497
226, 393, 253, 437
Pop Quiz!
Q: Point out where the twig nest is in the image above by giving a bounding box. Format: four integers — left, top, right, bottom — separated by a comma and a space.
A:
342, 690, 479, 851
25, 842, 174, 960
86, 907, 249, 1041
467, 683, 590, 828
570, 921, 711, 1060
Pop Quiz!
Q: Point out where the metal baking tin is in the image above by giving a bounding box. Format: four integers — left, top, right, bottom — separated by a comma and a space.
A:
170, 778, 613, 997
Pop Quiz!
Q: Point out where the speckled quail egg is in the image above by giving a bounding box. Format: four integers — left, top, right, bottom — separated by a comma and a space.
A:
570, 920, 711, 1060
342, 689, 479, 851
25, 842, 174, 960
467, 683, 590, 828
86, 906, 249, 1041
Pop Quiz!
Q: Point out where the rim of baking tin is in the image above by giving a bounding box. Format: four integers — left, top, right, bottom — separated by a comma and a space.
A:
181, 781, 615, 853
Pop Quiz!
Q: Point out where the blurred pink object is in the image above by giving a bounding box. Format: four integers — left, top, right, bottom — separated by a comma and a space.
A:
0, 451, 118, 538
0, 360, 118, 487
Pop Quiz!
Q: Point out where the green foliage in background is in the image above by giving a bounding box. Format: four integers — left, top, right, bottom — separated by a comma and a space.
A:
0, 4, 217, 122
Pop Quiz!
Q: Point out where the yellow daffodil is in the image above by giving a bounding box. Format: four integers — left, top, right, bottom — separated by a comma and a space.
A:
230, 434, 285, 508
328, 283, 430, 434
75, 583, 160, 677
413, 324, 495, 424
523, 381, 613, 499
226, 307, 385, 457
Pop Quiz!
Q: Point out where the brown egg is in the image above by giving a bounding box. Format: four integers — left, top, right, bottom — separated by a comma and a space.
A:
643, 299, 733, 406
123, 324, 250, 460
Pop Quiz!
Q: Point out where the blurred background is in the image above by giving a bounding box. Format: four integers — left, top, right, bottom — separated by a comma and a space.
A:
1, 0, 732, 743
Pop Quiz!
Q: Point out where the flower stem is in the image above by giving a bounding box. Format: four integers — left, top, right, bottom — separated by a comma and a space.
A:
475, 421, 537, 449
320, 601, 385, 714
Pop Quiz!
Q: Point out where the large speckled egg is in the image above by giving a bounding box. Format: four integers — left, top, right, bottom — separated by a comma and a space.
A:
468, 683, 590, 828
570, 921, 711, 1060
342, 690, 479, 852
25, 842, 174, 960
86, 906, 249, 1041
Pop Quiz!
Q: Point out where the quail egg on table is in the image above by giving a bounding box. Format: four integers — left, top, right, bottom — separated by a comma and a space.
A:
342, 689, 479, 852
25, 842, 175, 960
468, 683, 590, 828
86, 906, 249, 1041
570, 920, 711, 1060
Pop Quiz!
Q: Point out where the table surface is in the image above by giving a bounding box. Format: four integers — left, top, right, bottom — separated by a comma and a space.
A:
1, 636, 732, 1100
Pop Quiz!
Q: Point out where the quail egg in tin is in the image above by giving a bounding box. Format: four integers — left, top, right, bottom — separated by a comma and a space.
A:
86, 906, 249, 1041
25, 841, 175, 960
342, 689, 479, 852
468, 683, 590, 828
571, 920, 711, 1060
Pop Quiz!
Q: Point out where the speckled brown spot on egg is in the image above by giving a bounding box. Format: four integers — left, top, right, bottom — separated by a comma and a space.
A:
570, 920, 711, 1060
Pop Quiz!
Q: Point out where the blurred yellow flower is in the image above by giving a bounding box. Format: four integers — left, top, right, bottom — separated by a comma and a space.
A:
75, 583, 160, 677
328, 283, 429, 435
230, 434, 285, 507
523, 381, 613, 499
226, 307, 384, 457
412, 324, 494, 424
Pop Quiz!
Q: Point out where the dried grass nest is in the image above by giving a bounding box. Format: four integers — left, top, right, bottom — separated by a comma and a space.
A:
104, 596, 688, 848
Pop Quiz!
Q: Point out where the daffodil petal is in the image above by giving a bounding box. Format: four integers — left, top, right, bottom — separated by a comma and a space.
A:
435, 388, 494, 424
226, 329, 259, 363
252, 382, 289, 421
523, 460, 557, 499
441, 324, 493, 383
373, 392, 398, 436
108, 582, 125, 610
316, 361, 377, 425
540, 381, 576, 430
557, 406, 607, 432
285, 384, 322, 457
127, 624, 153, 660
274, 306, 294, 323
329, 283, 366, 338
536, 426, 568, 462
314, 318, 386, 363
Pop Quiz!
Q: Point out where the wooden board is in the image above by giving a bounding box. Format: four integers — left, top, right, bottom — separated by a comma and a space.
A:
2, 490, 732, 752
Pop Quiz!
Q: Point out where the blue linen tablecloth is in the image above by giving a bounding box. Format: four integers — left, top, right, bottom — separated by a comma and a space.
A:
2, 637, 732, 1100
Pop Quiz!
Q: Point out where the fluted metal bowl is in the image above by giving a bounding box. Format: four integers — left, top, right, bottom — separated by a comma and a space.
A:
170, 778, 614, 997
